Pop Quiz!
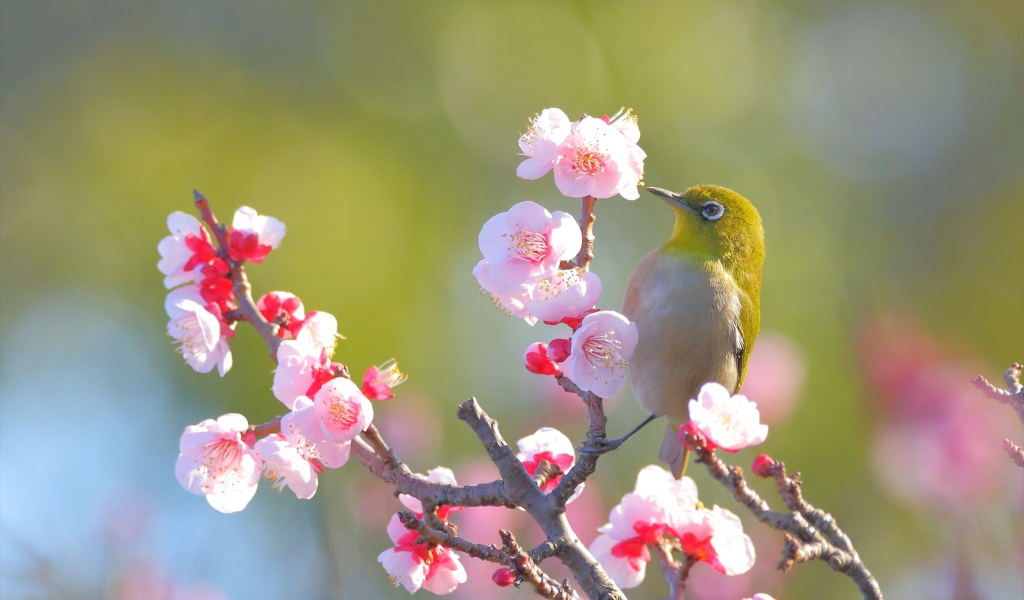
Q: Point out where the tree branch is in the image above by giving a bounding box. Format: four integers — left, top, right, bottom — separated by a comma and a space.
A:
575, 195, 597, 271
502, 530, 581, 600
398, 511, 508, 564
973, 363, 1024, 467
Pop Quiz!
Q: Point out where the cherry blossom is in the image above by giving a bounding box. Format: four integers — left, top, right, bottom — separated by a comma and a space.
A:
517, 108, 571, 180
524, 342, 562, 376
609, 110, 645, 201
362, 359, 408, 401
631, 465, 699, 510
566, 311, 638, 398
526, 269, 601, 328
165, 285, 233, 376
547, 338, 571, 363
672, 506, 756, 576
229, 206, 286, 263
255, 412, 351, 500
273, 338, 338, 409
175, 414, 260, 513
553, 116, 631, 199
158, 212, 218, 289
399, 467, 462, 520
685, 383, 769, 452
472, 261, 537, 324
516, 427, 582, 500
475, 201, 582, 295
590, 492, 682, 589
294, 310, 340, 354
378, 513, 468, 595
192, 258, 236, 314
257, 291, 306, 339
312, 377, 373, 442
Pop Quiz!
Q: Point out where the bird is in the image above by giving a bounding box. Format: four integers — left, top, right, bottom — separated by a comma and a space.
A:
622, 184, 764, 479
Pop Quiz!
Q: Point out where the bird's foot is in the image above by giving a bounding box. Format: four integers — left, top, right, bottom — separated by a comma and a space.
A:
577, 414, 658, 455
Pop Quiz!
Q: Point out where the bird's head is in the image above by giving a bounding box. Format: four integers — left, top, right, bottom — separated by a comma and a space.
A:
647, 184, 764, 271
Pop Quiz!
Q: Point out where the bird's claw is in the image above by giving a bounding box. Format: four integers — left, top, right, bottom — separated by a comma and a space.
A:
577, 437, 624, 455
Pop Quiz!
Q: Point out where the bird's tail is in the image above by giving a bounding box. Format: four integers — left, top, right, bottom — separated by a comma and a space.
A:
659, 424, 688, 479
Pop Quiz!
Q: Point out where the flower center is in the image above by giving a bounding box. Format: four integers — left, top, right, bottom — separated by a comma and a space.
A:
571, 145, 605, 177
508, 230, 549, 263
203, 438, 242, 475
582, 334, 623, 369
327, 395, 360, 430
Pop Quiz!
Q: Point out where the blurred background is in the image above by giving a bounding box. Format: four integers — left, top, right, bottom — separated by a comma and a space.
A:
1, 1, 1021, 599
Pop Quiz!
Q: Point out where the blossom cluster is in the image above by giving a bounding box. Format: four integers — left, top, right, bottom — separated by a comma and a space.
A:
162, 203, 407, 514
589, 465, 756, 589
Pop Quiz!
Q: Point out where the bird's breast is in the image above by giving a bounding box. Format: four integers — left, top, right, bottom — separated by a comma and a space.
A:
622, 251, 742, 423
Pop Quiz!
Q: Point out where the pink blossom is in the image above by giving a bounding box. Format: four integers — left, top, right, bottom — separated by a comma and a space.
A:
631, 465, 699, 510
527, 269, 601, 328
399, 467, 462, 520
744, 595, 776, 600
472, 261, 537, 324
255, 412, 350, 500
157, 212, 217, 289
273, 338, 338, 409
547, 338, 571, 363
165, 285, 233, 376
294, 310, 340, 354
362, 359, 408, 401
256, 291, 306, 339
516, 428, 582, 499
566, 311, 638, 398
590, 492, 682, 588
524, 342, 562, 376
589, 533, 649, 589
553, 117, 630, 199
378, 513, 468, 594
517, 108, 572, 180
228, 206, 286, 263
673, 506, 756, 576
741, 332, 806, 425
191, 258, 236, 314
686, 383, 768, 452
312, 377, 374, 442
175, 414, 260, 513
475, 201, 582, 295
609, 110, 645, 201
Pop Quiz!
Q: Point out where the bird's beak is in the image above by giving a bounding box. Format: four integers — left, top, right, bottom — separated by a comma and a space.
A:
646, 187, 694, 212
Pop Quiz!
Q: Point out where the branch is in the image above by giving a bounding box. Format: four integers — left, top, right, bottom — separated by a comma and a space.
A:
502, 530, 581, 600
398, 511, 508, 564
575, 196, 597, 271
650, 538, 693, 600
684, 430, 882, 600
973, 363, 1024, 466
552, 376, 609, 506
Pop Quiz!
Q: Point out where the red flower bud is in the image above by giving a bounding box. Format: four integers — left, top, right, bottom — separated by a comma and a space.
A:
752, 454, 776, 478
678, 421, 716, 452
546, 338, 572, 363
492, 567, 516, 587
524, 342, 561, 376
241, 431, 256, 448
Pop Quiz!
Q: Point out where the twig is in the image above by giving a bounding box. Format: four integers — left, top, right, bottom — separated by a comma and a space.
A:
398, 511, 507, 564
683, 429, 882, 600
552, 376, 609, 507
533, 459, 562, 490
650, 539, 691, 600
502, 530, 581, 600
529, 540, 562, 564
575, 195, 597, 271
973, 363, 1024, 467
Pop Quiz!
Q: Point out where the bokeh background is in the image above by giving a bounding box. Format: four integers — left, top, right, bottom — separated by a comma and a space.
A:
1, 1, 1022, 599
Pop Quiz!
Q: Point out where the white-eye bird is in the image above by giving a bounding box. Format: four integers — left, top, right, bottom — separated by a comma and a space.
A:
622, 184, 764, 478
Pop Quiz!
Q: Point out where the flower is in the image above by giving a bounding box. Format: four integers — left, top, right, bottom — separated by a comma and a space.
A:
399, 467, 462, 520
744, 595, 776, 600
475, 201, 582, 295
165, 285, 233, 376
294, 310, 340, 354
192, 258, 236, 314
273, 338, 337, 409
566, 311, 638, 398
472, 261, 537, 324
378, 513, 468, 595
524, 342, 562, 376
673, 506, 756, 576
588, 534, 649, 589
312, 377, 374, 442
631, 465, 699, 510
157, 212, 218, 289
547, 338, 571, 363
228, 206, 286, 263
257, 291, 306, 339
516, 427, 582, 499
609, 110, 645, 201
362, 359, 408, 401
175, 414, 260, 513
257, 406, 351, 499
685, 383, 769, 452
526, 269, 602, 328
553, 116, 631, 199
751, 454, 777, 479
492, 568, 516, 587
590, 492, 683, 589
517, 108, 572, 180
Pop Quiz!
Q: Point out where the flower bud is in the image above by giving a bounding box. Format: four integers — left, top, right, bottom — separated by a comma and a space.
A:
678, 421, 715, 452
492, 567, 516, 587
751, 454, 776, 478
524, 342, 562, 376
546, 338, 572, 363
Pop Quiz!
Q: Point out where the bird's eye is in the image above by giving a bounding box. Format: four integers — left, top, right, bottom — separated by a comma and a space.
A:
701, 201, 724, 221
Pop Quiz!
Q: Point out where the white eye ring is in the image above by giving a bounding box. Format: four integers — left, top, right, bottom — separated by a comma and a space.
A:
701, 201, 724, 221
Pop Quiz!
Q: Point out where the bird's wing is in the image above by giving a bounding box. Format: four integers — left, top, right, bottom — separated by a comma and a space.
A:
734, 286, 760, 390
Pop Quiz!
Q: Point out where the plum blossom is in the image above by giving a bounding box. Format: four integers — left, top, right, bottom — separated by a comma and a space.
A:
294, 310, 340, 354
474, 201, 582, 296
158, 212, 217, 289
673, 506, 756, 576
526, 269, 601, 328
378, 513, 468, 594
516, 427, 583, 500
517, 108, 571, 180
399, 467, 462, 520
524, 342, 561, 376
256, 407, 351, 499
273, 337, 339, 409
311, 377, 373, 442
566, 311, 638, 398
362, 359, 408, 401
553, 116, 631, 199
165, 285, 233, 376
473, 261, 537, 324
229, 206, 286, 263
257, 291, 306, 339
609, 110, 645, 201
685, 383, 769, 452
175, 414, 260, 513
631, 465, 699, 511
191, 258, 236, 314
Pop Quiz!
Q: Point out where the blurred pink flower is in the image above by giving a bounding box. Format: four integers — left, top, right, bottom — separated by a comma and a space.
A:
378, 513, 467, 594
373, 388, 442, 460
740, 332, 806, 424
686, 523, 783, 600
361, 359, 408, 400
165, 285, 233, 376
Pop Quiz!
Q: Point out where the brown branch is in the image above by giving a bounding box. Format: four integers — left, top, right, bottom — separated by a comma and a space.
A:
529, 540, 562, 564
552, 376, 609, 507
533, 459, 563, 490
398, 511, 508, 564
973, 363, 1024, 467
650, 539, 691, 600
575, 195, 597, 271
684, 430, 882, 600
502, 530, 581, 600
246, 416, 282, 438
